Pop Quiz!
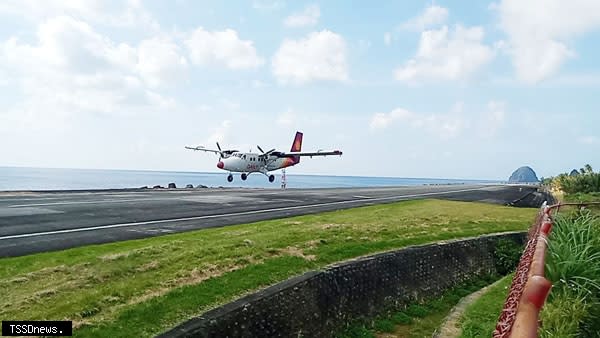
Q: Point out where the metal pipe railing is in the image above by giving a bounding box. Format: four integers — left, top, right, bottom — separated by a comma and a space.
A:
493, 201, 600, 337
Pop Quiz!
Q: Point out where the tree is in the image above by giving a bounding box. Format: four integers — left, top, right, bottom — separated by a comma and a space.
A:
584, 164, 593, 174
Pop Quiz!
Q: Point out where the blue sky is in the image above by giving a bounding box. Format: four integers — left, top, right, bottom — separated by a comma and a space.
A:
0, 0, 599, 180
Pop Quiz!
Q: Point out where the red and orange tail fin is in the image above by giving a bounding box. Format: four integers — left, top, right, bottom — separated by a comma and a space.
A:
290, 131, 303, 152
290, 131, 303, 164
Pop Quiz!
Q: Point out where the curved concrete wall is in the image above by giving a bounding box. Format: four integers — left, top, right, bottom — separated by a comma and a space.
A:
159, 232, 526, 338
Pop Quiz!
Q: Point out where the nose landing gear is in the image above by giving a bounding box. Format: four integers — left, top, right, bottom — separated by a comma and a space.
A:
227, 174, 233, 182
268, 175, 275, 183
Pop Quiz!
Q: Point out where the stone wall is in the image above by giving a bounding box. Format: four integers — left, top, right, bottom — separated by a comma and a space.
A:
158, 232, 526, 338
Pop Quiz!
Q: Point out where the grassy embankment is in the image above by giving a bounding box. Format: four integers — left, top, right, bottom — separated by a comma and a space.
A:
0, 199, 536, 337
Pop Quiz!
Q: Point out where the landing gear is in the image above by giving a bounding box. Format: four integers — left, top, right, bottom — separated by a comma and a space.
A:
227, 174, 233, 182
268, 174, 275, 183
241, 173, 247, 181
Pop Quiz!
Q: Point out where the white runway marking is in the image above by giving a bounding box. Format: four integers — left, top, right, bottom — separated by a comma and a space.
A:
8, 198, 175, 208
0, 187, 484, 240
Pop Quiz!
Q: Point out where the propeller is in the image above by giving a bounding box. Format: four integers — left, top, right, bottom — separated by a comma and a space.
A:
215, 142, 238, 158
258, 145, 276, 159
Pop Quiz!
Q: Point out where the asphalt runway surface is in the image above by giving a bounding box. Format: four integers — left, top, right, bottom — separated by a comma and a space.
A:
0, 185, 537, 257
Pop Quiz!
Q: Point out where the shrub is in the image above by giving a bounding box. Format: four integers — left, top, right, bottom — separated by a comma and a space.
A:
494, 239, 523, 275
373, 319, 395, 333
391, 312, 412, 325
405, 304, 429, 318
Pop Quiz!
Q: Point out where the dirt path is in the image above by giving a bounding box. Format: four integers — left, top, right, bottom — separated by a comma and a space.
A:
433, 278, 506, 338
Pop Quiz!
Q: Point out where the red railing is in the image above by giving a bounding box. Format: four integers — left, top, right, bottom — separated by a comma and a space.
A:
493, 201, 600, 337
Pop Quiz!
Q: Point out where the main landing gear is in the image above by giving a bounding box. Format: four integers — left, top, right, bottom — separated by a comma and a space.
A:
226, 172, 275, 183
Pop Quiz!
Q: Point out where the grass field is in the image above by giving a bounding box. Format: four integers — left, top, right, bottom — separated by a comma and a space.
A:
0, 199, 536, 337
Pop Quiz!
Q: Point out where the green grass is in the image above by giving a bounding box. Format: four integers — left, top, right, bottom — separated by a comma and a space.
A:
541, 211, 600, 337
0, 199, 535, 337
459, 274, 513, 338
338, 275, 500, 338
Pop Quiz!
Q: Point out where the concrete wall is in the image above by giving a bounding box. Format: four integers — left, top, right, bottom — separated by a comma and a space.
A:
158, 232, 526, 338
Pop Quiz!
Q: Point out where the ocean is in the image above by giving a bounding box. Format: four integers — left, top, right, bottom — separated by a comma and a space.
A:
0, 167, 502, 191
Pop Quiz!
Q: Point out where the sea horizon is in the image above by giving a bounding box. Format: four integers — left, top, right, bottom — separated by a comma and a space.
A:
0, 166, 505, 191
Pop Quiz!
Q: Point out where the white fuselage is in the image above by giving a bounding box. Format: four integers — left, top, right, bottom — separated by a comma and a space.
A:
218, 153, 296, 173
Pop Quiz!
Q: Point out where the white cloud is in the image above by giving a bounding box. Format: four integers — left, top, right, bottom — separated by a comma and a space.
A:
384, 32, 392, 46
370, 107, 466, 139
0, 0, 160, 32
136, 37, 188, 88
0, 15, 181, 128
369, 108, 414, 129
185, 27, 264, 70
401, 5, 448, 31
272, 30, 348, 84
578, 136, 600, 145
493, 0, 600, 83
284, 4, 320, 28
394, 25, 494, 83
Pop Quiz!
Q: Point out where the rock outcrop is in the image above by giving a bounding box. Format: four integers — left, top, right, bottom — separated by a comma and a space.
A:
508, 166, 539, 183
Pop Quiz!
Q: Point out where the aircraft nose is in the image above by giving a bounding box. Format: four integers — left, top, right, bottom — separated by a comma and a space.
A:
217, 161, 224, 169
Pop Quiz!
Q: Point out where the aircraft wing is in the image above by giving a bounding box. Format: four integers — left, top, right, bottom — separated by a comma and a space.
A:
184, 146, 221, 154
278, 150, 343, 157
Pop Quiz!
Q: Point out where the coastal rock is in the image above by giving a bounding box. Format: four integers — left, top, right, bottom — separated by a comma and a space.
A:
196, 184, 208, 189
153, 185, 163, 189
185, 184, 194, 189
508, 166, 539, 183
168, 183, 177, 189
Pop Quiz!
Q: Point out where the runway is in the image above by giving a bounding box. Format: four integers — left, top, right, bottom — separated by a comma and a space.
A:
0, 185, 536, 257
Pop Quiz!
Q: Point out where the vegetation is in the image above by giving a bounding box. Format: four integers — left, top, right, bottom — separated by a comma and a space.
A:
337, 275, 501, 338
494, 239, 523, 275
564, 192, 600, 204
0, 199, 535, 337
459, 274, 513, 338
541, 210, 600, 337
459, 210, 600, 337
546, 164, 600, 195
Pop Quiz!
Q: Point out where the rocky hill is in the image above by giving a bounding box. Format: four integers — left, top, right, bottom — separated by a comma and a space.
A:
508, 166, 539, 183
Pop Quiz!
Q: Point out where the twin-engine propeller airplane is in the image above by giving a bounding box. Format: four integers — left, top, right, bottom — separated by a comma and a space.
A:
185, 131, 342, 182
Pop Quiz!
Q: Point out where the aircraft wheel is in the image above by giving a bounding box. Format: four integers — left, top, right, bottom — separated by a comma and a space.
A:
241, 173, 247, 180
227, 174, 233, 182
268, 175, 275, 183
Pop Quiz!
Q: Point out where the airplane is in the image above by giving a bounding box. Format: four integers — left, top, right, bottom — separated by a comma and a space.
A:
185, 131, 342, 182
